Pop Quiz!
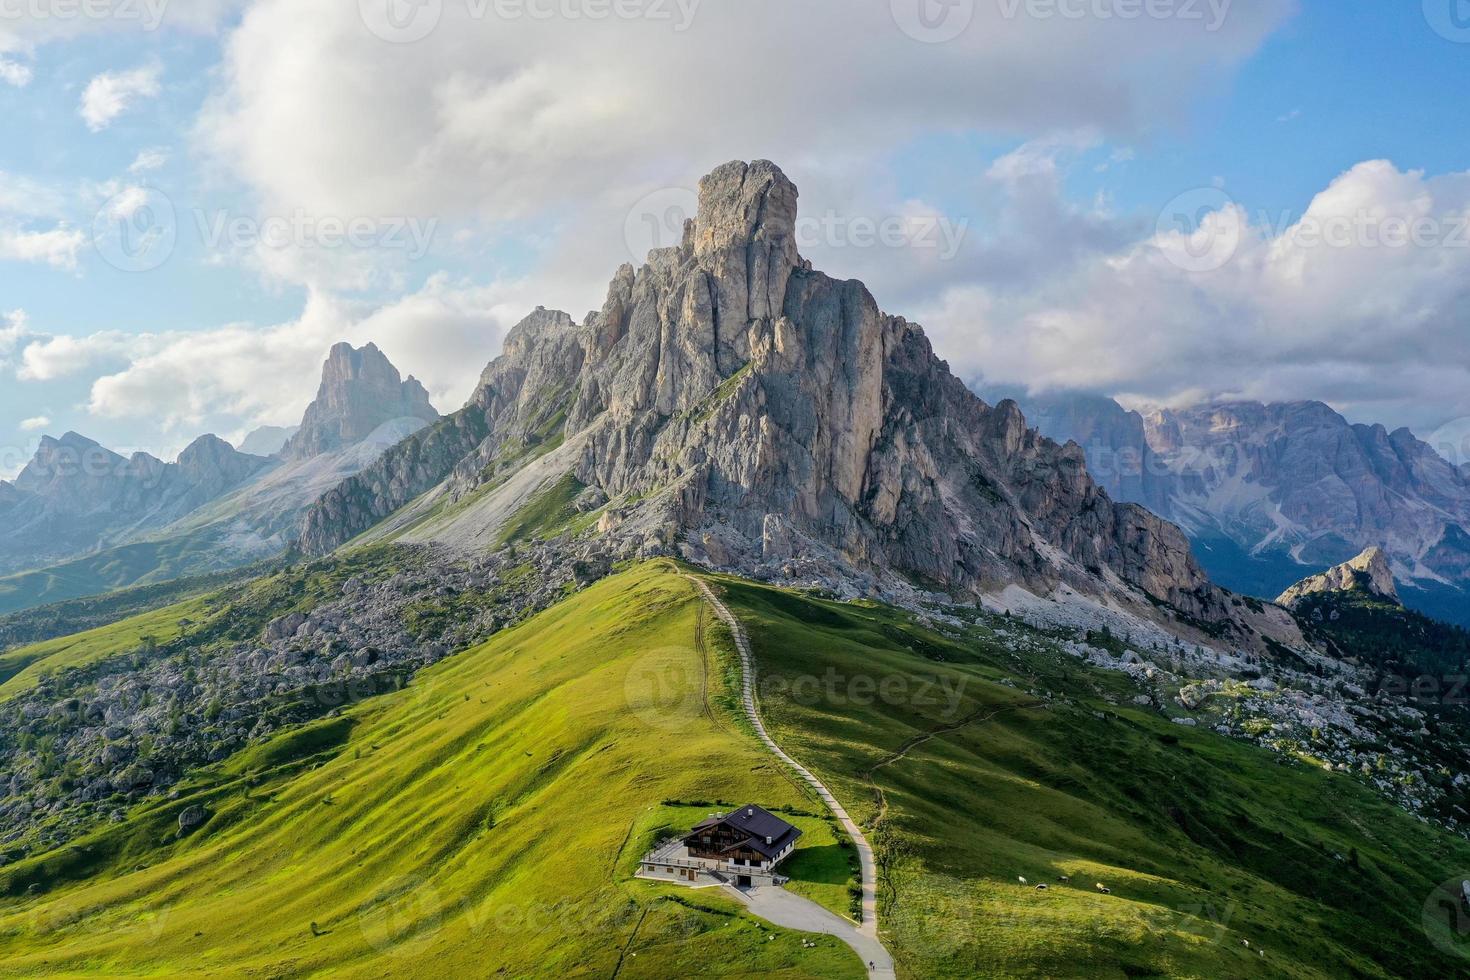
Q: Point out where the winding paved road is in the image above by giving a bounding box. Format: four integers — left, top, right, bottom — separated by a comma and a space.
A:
687, 575, 896, 978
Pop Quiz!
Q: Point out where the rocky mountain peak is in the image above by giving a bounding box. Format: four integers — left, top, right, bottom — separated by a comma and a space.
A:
303, 160, 1307, 653
1278, 547, 1401, 607
175, 435, 272, 497
15, 432, 127, 493
281, 343, 440, 461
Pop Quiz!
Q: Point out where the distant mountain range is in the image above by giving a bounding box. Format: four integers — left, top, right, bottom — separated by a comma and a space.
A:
985, 388, 1470, 627
0, 342, 439, 614
0, 433, 272, 577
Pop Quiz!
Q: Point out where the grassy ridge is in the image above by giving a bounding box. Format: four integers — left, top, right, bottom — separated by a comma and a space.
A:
0, 530, 237, 618
0, 596, 215, 701
0, 564, 863, 978
711, 575, 1470, 979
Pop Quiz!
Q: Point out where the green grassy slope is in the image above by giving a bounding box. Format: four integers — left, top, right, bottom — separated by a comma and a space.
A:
711, 575, 1470, 979
0, 564, 864, 979
0, 562, 274, 655
0, 529, 238, 617
7, 562, 1470, 977
0, 596, 214, 701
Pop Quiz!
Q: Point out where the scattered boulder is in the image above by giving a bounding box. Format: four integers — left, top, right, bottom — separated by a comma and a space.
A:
178, 805, 208, 834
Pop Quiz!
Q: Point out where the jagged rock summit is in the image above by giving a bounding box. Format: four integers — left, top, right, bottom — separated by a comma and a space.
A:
281, 343, 439, 461
303, 160, 1299, 647
1278, 547, 1401, 607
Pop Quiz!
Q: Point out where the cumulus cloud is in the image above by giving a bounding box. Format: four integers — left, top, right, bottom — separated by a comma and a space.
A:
0, 224, 87, 269
0, 57, 31, 87
915, 159, 1470, 435
18, 416, 50, 432
82, 275, 538, 433
18, 332, 140, 381
190, 0, 1289, 288
80, 64, 163, 131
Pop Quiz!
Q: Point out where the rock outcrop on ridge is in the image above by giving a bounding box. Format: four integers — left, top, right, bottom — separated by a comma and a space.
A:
1278, 547, 1401, 608
304, 160, 1295, 644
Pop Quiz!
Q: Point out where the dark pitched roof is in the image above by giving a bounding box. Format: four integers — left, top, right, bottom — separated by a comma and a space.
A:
687, 804, 802, 860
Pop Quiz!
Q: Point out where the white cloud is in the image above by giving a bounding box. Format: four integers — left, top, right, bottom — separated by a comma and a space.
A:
18, 415, 50, 432
0, 310, 30, 363
192, 0, 1290, 287
0, 172, 70, 219
82, 275, 539, 432
17, 332, 140, 381
129, 147, 169, 173
0, 224, 87, 269
0, 57, 31, 87
80, 64, 162, 132
915, 159, 1470, 435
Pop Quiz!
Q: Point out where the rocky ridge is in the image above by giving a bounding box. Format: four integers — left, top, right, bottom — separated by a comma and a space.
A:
997, 391, 1470, 625
0, 433, 273, 576
1277, 547, 1401, 608
0, 541, 603, 857
0, 346, 442, 614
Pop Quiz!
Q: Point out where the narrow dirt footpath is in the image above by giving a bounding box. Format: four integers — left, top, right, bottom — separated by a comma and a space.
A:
686, 575, 896, 978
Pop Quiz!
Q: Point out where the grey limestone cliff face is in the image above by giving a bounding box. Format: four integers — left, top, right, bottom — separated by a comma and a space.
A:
1145, 401, 1470, 583
281, 343, 440, 461
302, 161, 1241, 627
1277, 547, 1401, 608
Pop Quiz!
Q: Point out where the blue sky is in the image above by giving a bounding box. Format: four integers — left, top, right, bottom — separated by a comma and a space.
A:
2, 0, 1469, 474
